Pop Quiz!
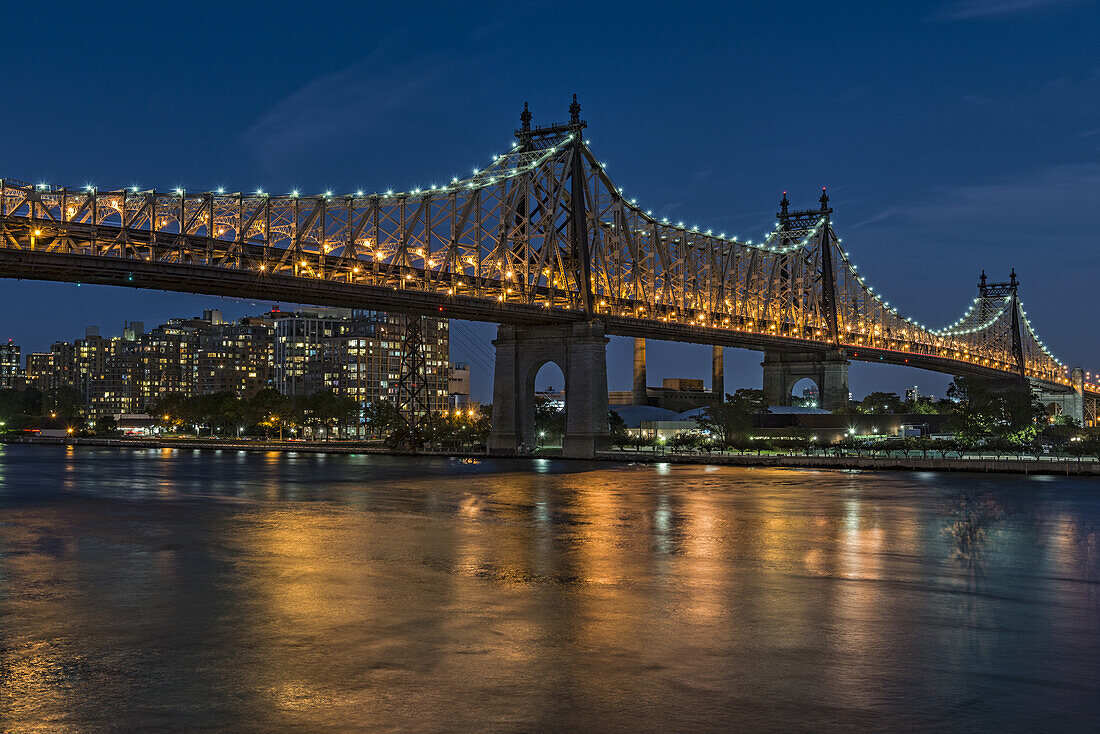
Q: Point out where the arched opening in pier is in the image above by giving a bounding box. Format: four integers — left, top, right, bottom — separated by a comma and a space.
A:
529, 361, 566, 448
791, 377, 821, 409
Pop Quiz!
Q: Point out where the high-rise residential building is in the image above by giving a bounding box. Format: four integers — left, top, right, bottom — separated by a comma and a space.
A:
0, 339, 21, 389
45, 340, 77, 391
320, 311, 449, 414
123, 321, 145, 342
448, 362, 471, 408
792, 384, 820, 408
12, 306, 450, 425
25, 352, 54, 391
320, 313, 392, 408
198, 316, 275, 397
87, 311, 273, 413
85, 322, 151, 417
75, 327, 109, 398
133, 317, 208, 409
87, 336, 139, 417
273, 307, 349, 396
22, 329, 105, 397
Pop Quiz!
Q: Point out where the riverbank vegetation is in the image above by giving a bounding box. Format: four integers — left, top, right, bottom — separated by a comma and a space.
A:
0, 388, 490, 450
1, 376, 1095, 459
630, 377, 1098, 460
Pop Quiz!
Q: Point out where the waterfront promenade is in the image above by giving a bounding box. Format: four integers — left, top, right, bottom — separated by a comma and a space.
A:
12, 436, 1100, 476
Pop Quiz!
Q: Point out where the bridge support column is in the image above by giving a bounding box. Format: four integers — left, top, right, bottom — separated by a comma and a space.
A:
633, 338, 648, 406
713, 345, 724, 402
762, 350, 850, 410
488, 321, 610, 459
1035, 367, 1085, 425
1071, 367, 1086, 425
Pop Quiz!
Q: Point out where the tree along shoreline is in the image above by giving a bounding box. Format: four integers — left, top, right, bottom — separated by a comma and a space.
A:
0, 388, 490, 451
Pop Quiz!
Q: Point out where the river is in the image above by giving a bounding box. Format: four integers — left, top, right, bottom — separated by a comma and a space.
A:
0, 444, 1097, 732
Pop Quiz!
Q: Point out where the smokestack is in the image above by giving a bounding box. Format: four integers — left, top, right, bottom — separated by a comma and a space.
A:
633, 338, 647, 405
712, 345, 724, 402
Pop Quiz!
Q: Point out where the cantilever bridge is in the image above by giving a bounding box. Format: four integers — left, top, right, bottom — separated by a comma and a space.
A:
1, 98, 1096, 455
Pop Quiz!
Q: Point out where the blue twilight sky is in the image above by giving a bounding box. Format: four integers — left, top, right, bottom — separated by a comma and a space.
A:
3, 0, 1099, 401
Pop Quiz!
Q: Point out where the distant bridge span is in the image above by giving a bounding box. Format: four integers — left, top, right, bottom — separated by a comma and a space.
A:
1, 99, 1095, 452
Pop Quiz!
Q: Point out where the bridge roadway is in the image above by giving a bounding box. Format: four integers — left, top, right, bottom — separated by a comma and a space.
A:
0, 218, 1063, 390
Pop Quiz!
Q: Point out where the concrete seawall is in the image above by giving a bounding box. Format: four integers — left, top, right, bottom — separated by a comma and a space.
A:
596, 450, 1100, 476
8, 437, 483, 459
7, 437, 1100, 476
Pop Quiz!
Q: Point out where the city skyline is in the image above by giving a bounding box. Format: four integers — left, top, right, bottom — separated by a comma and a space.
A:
0, 306, 958, 404
5, 306, 453, 428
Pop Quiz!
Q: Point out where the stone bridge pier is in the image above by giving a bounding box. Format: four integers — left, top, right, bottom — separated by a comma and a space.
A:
488, 321, 610, 459
1034, 367, 1085, 425
762, 350, 850, 410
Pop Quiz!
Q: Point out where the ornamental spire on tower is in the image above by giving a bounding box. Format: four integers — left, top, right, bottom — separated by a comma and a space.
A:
819, 186, 829, 211
778, 191, 790, 219
569, 93, 581, 126
520, 101, 531, 132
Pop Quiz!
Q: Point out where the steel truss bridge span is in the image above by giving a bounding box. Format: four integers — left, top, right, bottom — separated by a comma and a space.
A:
0, 243, 1036, 386
0, 104, 1093, 406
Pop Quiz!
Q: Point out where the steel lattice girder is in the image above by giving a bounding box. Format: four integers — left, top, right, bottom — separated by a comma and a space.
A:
0, 123, 1079, 393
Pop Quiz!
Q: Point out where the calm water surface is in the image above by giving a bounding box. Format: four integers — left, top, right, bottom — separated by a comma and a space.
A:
0, 444, 1097, 732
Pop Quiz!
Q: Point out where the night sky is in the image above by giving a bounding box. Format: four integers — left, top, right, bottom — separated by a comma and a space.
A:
4, 0, 1098, 401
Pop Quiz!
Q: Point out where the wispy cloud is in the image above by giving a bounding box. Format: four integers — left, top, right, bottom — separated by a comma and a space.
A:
849, 164, 1100, 250
836, 165, 1100, 341
243, 52, 447, 169
934, 0, 1086, 20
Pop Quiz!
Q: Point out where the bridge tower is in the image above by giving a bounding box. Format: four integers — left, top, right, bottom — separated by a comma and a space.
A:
489, 98, 611, 458
978, 269, 1027, 383
761, 190, 850, 410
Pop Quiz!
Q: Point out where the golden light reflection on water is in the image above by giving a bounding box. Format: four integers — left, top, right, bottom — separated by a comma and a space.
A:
1, 450, 1098, 730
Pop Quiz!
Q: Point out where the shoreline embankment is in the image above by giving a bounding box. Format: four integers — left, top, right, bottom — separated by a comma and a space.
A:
7, 436, 1100, 476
